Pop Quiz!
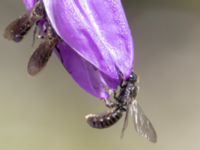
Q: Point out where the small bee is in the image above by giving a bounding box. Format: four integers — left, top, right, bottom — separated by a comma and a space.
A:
86, 72, 157, 143
4, 1, 59, 75
4, 1, 44, 42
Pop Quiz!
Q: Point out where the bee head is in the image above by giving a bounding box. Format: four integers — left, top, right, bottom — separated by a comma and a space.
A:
127, 72, 137, 84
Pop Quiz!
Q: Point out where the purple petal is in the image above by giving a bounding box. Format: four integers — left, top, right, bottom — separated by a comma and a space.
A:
43, 0, 134, 80
56, 42, 119, 99
23, 0, 36, 10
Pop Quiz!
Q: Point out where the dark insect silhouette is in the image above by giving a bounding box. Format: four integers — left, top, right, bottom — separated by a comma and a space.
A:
86, 72, 157, 143
27, 25, 59, 75
4, 1, 44, 42
4, 1, 59, 76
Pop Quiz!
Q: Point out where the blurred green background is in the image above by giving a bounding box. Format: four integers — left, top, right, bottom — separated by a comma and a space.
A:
1, 0, 200, 150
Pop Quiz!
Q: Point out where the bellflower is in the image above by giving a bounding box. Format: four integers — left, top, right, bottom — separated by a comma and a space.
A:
21, 0, 134, 99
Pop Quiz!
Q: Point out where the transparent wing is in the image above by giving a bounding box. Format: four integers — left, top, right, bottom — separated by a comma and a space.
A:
130, 100, 157, 143
120, 106, 129, 138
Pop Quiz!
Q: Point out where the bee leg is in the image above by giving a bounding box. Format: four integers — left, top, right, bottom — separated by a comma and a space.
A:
104, 99, 116, 108
114, 91, 120, 101
32, 25, 37, 47
119, 79, 127, 89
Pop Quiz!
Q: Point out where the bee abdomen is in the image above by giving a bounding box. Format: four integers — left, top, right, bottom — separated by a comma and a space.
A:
85, 108, 123, 129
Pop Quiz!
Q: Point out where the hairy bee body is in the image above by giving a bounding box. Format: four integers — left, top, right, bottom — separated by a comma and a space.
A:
85, 107, 123, 129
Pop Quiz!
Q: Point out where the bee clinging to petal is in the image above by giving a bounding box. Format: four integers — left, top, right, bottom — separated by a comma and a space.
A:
86, 72, 157, 143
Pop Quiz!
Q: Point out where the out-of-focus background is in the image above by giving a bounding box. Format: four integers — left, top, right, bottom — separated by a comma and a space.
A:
0, 0, 200, 150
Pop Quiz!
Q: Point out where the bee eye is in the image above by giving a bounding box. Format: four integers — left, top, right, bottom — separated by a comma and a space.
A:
129, 72, 137, 82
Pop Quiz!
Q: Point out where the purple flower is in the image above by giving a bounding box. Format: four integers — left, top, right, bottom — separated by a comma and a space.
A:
13, 0, 134, 99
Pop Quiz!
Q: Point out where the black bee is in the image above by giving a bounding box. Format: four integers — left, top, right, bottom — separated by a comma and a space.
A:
86, 72, 157, 143
4, 1, 60, 76
4, 1, 44, 42
86, 107, 123, 129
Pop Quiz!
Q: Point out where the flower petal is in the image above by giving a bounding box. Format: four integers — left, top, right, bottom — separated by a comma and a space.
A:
56, 42, 119, 99
43, 0, 134, 80
23, 0, 36, 10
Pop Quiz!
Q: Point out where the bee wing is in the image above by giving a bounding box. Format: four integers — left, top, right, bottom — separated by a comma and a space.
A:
27, 41, 54, 76
130, 100, 157, 143
4, 13, 32, 42
120, 106, 129, 138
